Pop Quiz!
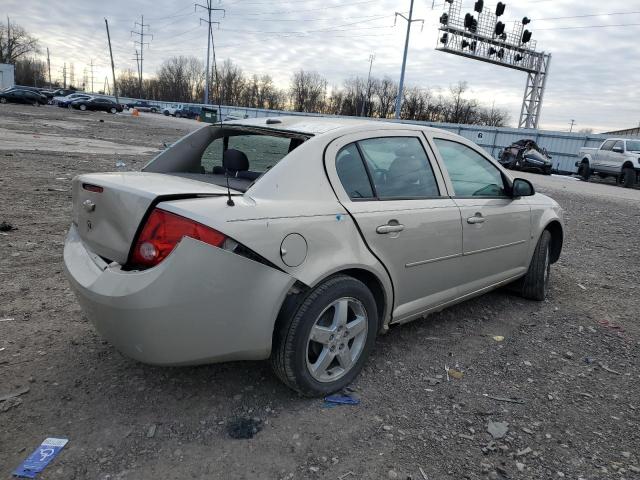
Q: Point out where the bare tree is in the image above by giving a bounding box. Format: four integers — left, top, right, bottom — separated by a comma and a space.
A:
289, 70, 327, 112
0, 20, 38, 64
375, 77, 398, 119
14, 58, 46, 86
156, 56, 204, 102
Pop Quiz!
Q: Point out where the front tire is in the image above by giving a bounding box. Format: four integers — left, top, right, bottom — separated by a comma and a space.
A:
0, 97, 7, 104
109, 107, 117, 114
79, 104, 87, 111
621, 167, 636, 188
520, 230, 551, 301
271, 275, 378, 396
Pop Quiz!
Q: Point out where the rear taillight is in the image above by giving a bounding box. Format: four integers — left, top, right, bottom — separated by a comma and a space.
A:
130, 208, 226, 268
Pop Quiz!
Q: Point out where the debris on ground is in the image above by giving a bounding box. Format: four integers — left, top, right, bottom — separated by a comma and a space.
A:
227, 417, 263, 439
0, 221, 16, 232
487, 421, 509, 439
0, 317, 15, 322
598, 363, 621, 375
483, 394, 525, 404
447, 368, 464, 380
0, 386, 30, 402
323, 394, 360, 407
577, 283, 587, 290
492, 335, 505, 342
146, 424, 157, 438
13, 438, 68, 478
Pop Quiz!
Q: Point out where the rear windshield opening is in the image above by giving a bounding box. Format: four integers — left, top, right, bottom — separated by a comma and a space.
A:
169, 129, 308, 192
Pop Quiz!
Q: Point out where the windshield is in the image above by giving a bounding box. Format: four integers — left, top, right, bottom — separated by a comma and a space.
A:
626, 140, 640, 152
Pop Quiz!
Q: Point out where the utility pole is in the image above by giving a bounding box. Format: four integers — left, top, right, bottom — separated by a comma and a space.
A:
361, 53, 375, 117
569, 119, 576, 133
89, 58, 95, 93
46, 48, 52, 89
394, 0, 424, 119
104, 18, 119, 103
62, 63, 67, 88
69, 63, 75, 89
196, 1, 224, 104
131, 15, 152, 99
7, 17, 11, 61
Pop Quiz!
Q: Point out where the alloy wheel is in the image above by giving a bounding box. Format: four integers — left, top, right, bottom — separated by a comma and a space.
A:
305, 297, 368, 383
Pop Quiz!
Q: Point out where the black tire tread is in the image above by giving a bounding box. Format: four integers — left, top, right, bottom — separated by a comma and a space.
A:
521, 230, 551, 301
622, 167, 636, 188
271, 275, 374, 396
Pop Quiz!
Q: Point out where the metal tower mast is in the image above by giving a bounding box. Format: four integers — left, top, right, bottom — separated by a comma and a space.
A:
131, 15, 152, 99
196, 1, 224, 105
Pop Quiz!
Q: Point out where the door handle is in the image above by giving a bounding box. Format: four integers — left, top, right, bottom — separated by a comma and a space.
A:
467, 213, 486, 224
376, 223, 405, 234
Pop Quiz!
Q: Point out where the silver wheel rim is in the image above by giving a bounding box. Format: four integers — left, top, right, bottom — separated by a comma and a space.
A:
305, 297, 368, 383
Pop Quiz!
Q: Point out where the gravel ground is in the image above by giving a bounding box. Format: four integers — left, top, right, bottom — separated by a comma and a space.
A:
0, 104, 638, 480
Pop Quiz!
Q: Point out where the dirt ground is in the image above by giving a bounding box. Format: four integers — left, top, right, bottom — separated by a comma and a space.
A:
1, 104, 639, 480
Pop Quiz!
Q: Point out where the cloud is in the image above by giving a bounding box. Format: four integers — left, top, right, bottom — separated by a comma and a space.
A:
3, 0, 638, 131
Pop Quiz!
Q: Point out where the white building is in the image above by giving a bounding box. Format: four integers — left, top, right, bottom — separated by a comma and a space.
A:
0, 64, 16, 90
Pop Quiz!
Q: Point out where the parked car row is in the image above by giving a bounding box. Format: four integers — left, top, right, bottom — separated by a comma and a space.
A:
0, 86, 48, 105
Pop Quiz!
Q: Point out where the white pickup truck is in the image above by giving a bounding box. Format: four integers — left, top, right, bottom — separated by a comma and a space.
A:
577, 138, 640, 188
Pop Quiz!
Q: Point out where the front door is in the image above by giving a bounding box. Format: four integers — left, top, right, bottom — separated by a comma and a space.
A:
430, 136, 531, 296
325, 131, 464, 322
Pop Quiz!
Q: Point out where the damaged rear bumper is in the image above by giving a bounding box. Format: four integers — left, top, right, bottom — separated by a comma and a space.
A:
63, 224, 295, 365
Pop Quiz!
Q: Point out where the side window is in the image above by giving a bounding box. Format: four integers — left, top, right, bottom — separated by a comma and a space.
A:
601, 140, 615, 151
613, 140, 624, 151
357, 137, 440, 198
335, 144, 374, 199
434, 138, 507, 197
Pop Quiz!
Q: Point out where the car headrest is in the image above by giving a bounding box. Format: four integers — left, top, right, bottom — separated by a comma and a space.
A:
223, 149, 249, 173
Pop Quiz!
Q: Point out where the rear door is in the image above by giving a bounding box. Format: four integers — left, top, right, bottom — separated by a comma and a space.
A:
429, 134, 531, 295
325, 130, 464, 322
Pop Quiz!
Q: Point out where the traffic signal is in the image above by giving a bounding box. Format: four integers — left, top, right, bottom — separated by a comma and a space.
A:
440, 13, 449, 25
497, 48, 505, 59
522, 29, 532, 43
440, 33, 449, 45
489, 47, 497, 56
495, 21, 505, 36
495, 2, 506, 17
522, 17, 531, 25
464, 13, 473, 29
514, 54, 523, 62
474, 0, 484, 13
461, 40, 478, 52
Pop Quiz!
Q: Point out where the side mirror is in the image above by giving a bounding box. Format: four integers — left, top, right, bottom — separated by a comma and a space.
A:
512, 178, 535, 197
612, 146, 623, 153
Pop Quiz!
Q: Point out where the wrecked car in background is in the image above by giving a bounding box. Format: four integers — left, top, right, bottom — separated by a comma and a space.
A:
499, 139, 553, 175
63, 117, 564, 396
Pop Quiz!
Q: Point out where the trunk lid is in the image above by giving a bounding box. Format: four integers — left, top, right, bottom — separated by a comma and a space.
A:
72, 172, 231, 264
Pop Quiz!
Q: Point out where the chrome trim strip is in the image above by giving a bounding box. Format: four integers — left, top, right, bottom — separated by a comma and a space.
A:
464, 239, 526, 256
405, 252, 463, 268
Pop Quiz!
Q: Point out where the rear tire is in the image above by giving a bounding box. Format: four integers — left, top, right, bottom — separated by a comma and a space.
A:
520, 230, 551, 301
271, 275, 378, 397
621, 167, 636, 188
79, 104, 87, 111
578, 162, 590, 181
110, 107, 117, 114
175, 112, 181, 118
0, 97, 7, 104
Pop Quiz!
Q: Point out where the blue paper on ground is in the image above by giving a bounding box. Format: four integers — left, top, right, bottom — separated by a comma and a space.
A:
323, 394, 360, 407
13, 438, 68, 478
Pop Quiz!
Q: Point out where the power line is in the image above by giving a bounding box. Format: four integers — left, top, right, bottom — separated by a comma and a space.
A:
537, 22, 640, 31
535, 11, 640, 21
242, 0, 379, 16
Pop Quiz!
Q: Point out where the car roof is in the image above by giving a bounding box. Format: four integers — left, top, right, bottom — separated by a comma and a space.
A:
222, 115, 435, 136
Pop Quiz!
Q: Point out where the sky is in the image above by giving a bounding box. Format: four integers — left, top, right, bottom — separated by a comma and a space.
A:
3, 0, 639, 132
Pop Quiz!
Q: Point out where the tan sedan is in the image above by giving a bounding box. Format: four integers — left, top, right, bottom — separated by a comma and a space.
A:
64, 117, 563, 396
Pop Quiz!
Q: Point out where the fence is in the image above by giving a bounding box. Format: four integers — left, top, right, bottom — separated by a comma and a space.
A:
109, 96, 619, 174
